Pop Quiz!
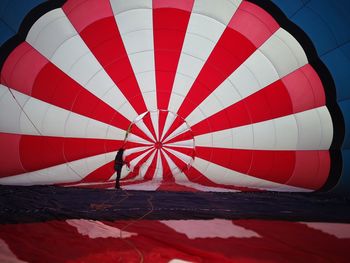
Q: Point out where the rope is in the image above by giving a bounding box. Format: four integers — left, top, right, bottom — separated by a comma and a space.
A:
117, 190, 155, 263
6, 87, 84, 181
7, 87, 152, 261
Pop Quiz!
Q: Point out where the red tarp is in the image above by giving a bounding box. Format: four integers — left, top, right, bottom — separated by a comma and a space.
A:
1, 219, 350, 262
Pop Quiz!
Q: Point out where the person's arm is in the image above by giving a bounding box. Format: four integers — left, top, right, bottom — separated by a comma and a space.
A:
124, 158, 130, 168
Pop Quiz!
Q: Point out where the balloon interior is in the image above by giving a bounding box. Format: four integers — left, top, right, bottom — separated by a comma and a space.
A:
0, 0, 345, 193
0, 1, 350, 262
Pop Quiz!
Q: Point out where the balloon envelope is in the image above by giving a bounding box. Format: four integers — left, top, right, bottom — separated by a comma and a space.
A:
0, 0, 346, 192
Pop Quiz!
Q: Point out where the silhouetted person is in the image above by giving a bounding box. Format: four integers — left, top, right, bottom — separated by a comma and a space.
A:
114, 148, 125, 189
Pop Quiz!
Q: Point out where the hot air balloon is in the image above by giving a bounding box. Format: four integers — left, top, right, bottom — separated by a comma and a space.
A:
0, 0, 350, 262
0, 0, 345, 193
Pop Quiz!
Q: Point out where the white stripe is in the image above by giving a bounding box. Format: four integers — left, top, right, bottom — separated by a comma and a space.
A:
150, 110, 159, 141
138, 163, 152, 181
295, 106, 332, 150
67, 219, 137, 239
163, 123, 189, 143
127, 133, 153, 144
0, 85, 7, 98
0, 239, 28, 263
161, 111, 177, 140
139, 150, 158, 179
301, 222, 350, 239
109, 0, 152, 15
154, 151, 163, 180
66, 181, 108, 187
186, 28, 309, 127
0, 85, 38, 135
25, 8, 138, 121
111, 1, 157, 111
168, 0, 242, 114
123, 180, 161, 191
124, 146, 153, 157
162, 150, 182, 176
65, 181, 115, 187
195, 129, 234, 148
109, 163, 130, 181
192, 157, 310, 191
0, 152, 116, 185
169, 260, 192, 263
192, 0, 242, 26
260, 28, 308, 77
129, 148, 154, 171
162, 151, 206, 190
0, 85, 125, 139
134, 119, 155, 142
26, 9, 75, 59
108, 161, 130, 182
161, 219, 260, 239
123, 149, 156, 181
318, 107, 334, 149
194, 107, 333, 150
176, 180, 239, 192
164, 139, 195, 148
163, 147, 193, 166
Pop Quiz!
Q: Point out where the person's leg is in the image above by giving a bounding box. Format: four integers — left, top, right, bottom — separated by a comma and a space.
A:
115, 166, 122, 189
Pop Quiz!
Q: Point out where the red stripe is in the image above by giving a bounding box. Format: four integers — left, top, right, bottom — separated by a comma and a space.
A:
157, 182, 198, 192
63, 0, 148, 114
162, 116, 186, 142
143, 151, 159, 181
81, 161, 114, 183
158, 110, 168, 140
31, 136, 121, 175
196, 146, 330, 190
163, 146, 195, 159
175, 2, 280, 119
303, 64, 326, 106
124, 147, 153, 179
1, 220, 349, 262
0, 133, 122, 177
192, 65, 326, 136
124, 141, 152, 151
1, 42, 47, 95
124, 148, 153, 165
160, 150, 174, 181
228, 1, 279, 47
122, 171, 139, 181
141, 112, 157, 141
162, 148, 189, 173
283, 64, 325, 112
62, 0, 111, 32
153, 0, 194, 11
0, 133, 23, 177
153, 1, 194, 109
249, 150, 294, 184
176, 19, 259, 119
164, 130, 193, 145
1, 42, 131, 130
286, 150, 330, 190
129, 125, 154, 142
195, 146, 284, 185
234, 220, 350, 261
128, 149, 156, 176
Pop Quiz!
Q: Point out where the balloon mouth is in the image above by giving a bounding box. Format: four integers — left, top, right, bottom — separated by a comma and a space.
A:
124, 109, 195, 178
